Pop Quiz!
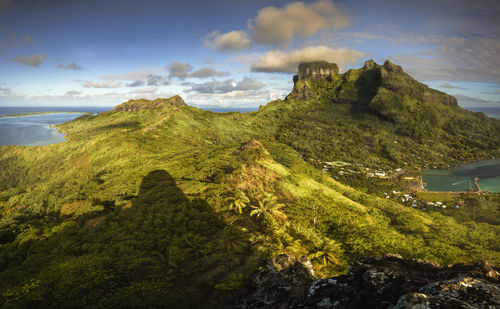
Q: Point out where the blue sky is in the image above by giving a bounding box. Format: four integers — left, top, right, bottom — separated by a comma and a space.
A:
0, 0, 499, 108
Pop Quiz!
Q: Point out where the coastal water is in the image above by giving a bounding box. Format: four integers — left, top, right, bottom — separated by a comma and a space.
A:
0, 106, 112, 116
467, 107, 500, 119
422, 159, 500, 193
0, 113, 85, 146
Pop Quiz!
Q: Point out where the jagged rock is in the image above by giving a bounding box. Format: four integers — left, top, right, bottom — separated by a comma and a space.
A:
113, 95, 186, 112
238, 254, 315, 308
237, 254, 500, 309
382, 60, 404, 73
363, 59, 378, 69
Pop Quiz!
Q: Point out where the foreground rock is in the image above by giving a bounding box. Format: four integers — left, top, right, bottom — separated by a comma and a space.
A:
237, 254, 500, 308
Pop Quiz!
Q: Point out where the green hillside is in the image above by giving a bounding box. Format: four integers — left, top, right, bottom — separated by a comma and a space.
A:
0, 60, 499, 307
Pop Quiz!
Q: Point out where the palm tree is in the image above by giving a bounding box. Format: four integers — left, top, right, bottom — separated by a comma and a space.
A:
221, 226, 250, 253
249, 193, 287, 222
183, 233, 206, 257
283, 236, 307, 257
308, 238, 342, 267
227, 190, 250, 214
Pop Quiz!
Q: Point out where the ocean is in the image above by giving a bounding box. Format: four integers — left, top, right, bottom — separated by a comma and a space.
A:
0, 106, 113, 116
0, 113, 88, 146
466, 107, 500, 119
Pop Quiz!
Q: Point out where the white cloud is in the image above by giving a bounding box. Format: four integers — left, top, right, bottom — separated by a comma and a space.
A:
167, 62, 193, 80
249, 0, 350, 46
251, 45, 364, 73
83, 80, 122, 88
12, 54, 47, 67
129, 87, 158, 94
126, 80, 145, 87
190, 67, 230, 78
57, 62, 84, 70
166, 62, 231, 79
100, 69, 160, 81
393, 36, 500, 84
185, 77, 264, 94
186, 89, 283, 107
204, 30, 252, 51
64, 90, 82, 95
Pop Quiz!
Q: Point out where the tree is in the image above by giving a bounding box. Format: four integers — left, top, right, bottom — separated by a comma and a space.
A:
249, 193, 287, 222
220, 226, 249, 253
183, 233, 206, 258
308, 238, 342, 267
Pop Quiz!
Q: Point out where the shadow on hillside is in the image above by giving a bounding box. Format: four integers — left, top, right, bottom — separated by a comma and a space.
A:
118, 169, 229, 306
0, 169, 231, 307
135, 169, 190, 205
349, 68, 382, 115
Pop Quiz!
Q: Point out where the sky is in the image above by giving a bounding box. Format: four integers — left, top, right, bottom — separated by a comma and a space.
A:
0, 0, 499, 108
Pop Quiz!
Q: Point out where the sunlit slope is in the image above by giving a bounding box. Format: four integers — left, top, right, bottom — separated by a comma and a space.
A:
0, 94, 498, 307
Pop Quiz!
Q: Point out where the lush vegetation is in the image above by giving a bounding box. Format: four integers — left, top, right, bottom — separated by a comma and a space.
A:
0, 60, 499, 307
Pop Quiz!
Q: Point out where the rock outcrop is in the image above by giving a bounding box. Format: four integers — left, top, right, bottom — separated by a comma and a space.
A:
237, 254, 500, 308
295, 61, 339, 82
113, 95, 186, 112
287, 61, 339, 100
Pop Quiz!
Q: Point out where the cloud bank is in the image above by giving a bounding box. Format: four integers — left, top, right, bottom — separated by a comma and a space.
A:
204, 30, 251, 51
166, 62, 230, 80
186, 77, 264, 94
251, 45, 364, 73
83, 80, 122, 88
249, 0, 350, 46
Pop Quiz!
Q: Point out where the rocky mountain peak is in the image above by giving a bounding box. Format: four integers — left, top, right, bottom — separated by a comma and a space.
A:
363, 59, 378, 69
382, 59, 404, 73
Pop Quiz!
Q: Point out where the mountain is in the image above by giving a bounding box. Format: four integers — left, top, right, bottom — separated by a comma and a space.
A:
271, 59, 500, 168
0, 61, 499, 307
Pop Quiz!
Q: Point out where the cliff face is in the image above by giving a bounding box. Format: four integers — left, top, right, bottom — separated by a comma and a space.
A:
237, 254, 500, 309
295, 61, 339, 82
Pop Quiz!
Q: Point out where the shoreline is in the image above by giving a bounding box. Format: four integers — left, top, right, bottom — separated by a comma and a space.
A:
0, 111, 91, 118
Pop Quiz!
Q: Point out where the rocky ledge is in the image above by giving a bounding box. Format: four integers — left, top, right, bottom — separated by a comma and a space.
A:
237, 254, 500, 308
